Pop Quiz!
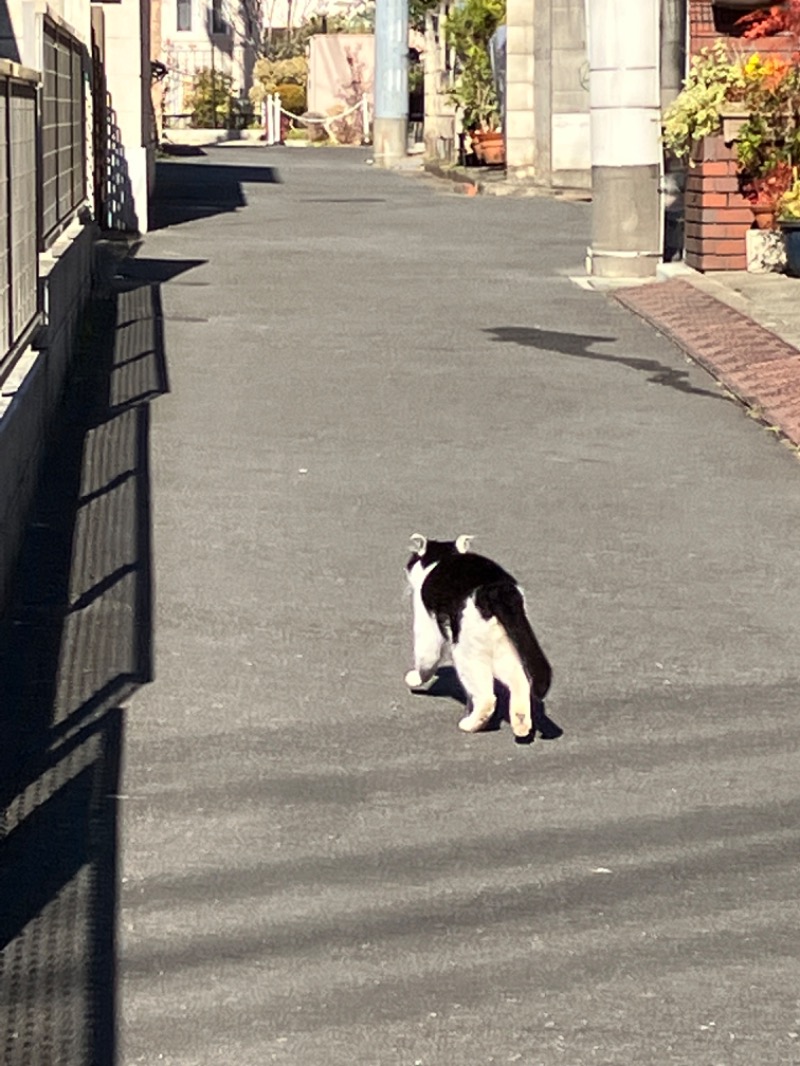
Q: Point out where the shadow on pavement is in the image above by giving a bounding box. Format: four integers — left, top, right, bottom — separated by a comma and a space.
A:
411, 666, 563, 743
0, 255, 190, 1064
151, 157, 281, 229
485, 325, 730, 401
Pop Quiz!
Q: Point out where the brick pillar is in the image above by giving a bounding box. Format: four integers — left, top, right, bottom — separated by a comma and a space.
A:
685, 135, 751, 271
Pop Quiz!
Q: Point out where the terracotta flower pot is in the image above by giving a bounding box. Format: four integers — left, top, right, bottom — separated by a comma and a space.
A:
472, 130, 505, 166
750, 203, 778, 230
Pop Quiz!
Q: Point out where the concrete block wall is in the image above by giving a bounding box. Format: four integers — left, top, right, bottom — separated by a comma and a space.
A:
506, 0, 589, 189
0, 221, 94, 615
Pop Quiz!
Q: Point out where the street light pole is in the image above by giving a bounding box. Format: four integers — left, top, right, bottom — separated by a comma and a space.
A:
373, 0, 408, 166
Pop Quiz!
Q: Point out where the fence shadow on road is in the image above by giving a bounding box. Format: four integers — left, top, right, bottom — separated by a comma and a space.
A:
151, 156, 281, 229
485, 325, 730, 401
0, 255, 190, 1065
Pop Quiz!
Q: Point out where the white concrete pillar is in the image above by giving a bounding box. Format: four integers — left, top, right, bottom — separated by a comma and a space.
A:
102, 0, 150, 231
586, 0, 661, 277
505, 0, 536, 178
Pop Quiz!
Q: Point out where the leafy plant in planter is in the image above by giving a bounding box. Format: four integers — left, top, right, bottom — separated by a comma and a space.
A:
735, 58, 800, 215
662, 41, 747, 160
446, 0, 506, 133
663, 43, 800, 172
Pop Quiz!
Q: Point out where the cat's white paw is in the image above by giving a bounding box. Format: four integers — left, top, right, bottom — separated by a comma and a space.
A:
458, 697, 497, 733
510, 711, 533, 738
458, 715, 483, 733
405, 669, 436, 690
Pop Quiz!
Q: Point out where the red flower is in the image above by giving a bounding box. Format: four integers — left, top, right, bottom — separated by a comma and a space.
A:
737, 1, 800, 40
741, 161, 794, 204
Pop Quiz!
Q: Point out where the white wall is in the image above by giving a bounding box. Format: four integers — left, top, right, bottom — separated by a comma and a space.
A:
103, 0, 152, 232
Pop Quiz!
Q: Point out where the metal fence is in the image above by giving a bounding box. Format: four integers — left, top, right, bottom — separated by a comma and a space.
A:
0, 62, 39, 383
41, 16, 86, 246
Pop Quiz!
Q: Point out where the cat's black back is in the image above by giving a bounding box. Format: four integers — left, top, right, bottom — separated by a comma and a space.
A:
411, 540, 519, 642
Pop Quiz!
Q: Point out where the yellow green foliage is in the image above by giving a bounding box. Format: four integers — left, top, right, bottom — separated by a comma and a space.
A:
662, 42, 746, 159
779, 169, 800, 220
250, 56, 307, 105
275, 83, 307, 115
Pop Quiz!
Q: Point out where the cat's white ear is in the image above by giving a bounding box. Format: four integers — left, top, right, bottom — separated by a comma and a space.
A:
409, 533, 427, 555
456, 534, 474, 554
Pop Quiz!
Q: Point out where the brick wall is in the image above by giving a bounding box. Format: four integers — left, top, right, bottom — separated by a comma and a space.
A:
688, 0, 759, 49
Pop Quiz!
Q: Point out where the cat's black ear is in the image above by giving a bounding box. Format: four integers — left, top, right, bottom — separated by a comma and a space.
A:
409, 533, 427, 556
456, 535, 474, 554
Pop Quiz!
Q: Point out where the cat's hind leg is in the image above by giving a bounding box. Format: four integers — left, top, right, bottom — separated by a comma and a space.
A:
452, 644, 496, 733
494, 637, 533, 739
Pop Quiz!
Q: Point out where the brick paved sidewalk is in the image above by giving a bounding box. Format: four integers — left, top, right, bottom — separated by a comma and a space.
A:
615, 278, 800, 448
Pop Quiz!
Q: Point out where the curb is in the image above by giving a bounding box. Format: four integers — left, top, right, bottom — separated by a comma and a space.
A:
614, 278, 800, 449
423, 160, 483, 195
421, 160, 592, 200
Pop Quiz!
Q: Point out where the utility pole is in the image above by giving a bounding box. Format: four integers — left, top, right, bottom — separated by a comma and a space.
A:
373, 0, 408, 166
661, 0, 687, 261
585, 0, 662, 278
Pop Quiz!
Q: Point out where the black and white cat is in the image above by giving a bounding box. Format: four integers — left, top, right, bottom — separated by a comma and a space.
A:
405, 534, 552, 740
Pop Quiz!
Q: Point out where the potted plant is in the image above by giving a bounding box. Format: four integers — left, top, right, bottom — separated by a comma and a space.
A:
445, 0, 505, 163
740, 161, 793, 227
734, 58, 800, 224
662, 41, 747, 161
777, 167, 800, 273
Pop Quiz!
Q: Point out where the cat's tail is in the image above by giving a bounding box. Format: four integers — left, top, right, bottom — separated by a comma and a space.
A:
477, 582, 552, 699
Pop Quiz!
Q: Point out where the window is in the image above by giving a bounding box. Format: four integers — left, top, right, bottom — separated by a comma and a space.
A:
211, 0, 227, 34
177, 0, 191, 32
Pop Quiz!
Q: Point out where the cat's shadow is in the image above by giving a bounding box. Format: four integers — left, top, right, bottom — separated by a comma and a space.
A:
412, 667, 564, 745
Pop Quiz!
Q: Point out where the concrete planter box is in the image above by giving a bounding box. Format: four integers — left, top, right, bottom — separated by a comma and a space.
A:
719, 106, 750, 144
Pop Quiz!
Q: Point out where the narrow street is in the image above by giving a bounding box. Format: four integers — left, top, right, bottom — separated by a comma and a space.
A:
5, 144, 800, 1066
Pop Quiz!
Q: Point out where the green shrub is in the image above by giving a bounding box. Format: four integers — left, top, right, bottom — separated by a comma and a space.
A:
185, 68, 241, 128
276, 82, 307, 115
250, 56, 308, 107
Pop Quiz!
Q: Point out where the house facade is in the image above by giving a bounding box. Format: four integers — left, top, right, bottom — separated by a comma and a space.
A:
159, 0, 264, 119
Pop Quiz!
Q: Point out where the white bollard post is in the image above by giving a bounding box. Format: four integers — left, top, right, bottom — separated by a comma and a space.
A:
361, 94, 370, 143
266, 93, 274, 144
274, 94, 282, 142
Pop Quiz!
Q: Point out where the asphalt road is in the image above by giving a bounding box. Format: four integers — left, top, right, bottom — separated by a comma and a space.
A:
119, 146, 800, 1066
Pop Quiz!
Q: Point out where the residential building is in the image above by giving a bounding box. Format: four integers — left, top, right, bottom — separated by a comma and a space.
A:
159, 0, 264, 121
